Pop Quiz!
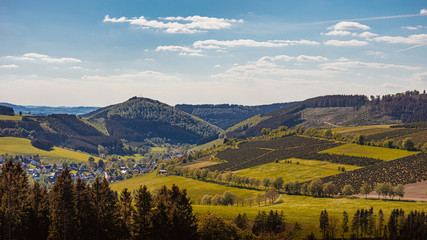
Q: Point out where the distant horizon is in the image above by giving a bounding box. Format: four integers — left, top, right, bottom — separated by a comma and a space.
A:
1, 0, 426, 106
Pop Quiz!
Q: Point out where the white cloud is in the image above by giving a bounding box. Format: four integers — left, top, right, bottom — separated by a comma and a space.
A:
82, 71, 179, 82
155, 45, 204, 56
103, 15, 243, 34
214, 65, 221, 68
296, 55, 328, 61
328, 21, 370, 31
366, 51, 387, 58
321, 60, 420, 71
70, 66, 89, 70
321, 30, 352, 36
193, 39, 319, 49
324, 39, 369, 47
0, 64, 19, 69
178, 52, 204, 57
374, 34, 427, 45
356, 32, 379, 38
5, 53, 81, 63
421, 9, 427, 15
401, 25, 423, 30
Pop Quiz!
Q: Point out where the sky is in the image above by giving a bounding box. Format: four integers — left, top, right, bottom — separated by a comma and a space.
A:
0, 0, 426, 107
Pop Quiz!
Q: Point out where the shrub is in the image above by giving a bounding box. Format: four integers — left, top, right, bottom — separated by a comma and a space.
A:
31, 138, 53, 150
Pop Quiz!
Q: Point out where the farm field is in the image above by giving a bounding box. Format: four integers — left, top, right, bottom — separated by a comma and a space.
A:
194, 195, 427, 238
332, 125, 393, 136
111, 173, 260, 202
181, 156, 223, 169
0, 137, 100, 163
0, 114, 23, 121
190, 138, 223, 151
319, 143, 417, 161
233, 158, 360, 182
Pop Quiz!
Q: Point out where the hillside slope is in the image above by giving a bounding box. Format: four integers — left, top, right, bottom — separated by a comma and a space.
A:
0, 102, 99, 116
175, 102, 298, 129
225, 92, 427, 138
84, 97, 222, 145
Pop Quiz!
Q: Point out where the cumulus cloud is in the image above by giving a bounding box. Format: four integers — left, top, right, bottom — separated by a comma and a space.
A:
103, 15, 243, 34
366, 51, 387, 58
155, 45, 204, 56
401, 25, 423, 30
5, 53, 81, 63
0, 64, 19, 69
328, 21, 370, 31
374, 34, 427, 45
324, 39, 369, 47
321, 30, 352, 36
421, 9, 427, 15
193, 39, 319, 49
356, 32, 379, 38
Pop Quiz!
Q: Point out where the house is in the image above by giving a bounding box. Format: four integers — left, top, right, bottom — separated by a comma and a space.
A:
158, 169, 168, 176
69, 163, 78, 171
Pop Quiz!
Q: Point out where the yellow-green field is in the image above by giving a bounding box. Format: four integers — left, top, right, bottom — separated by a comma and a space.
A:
332, 125, 392, 136
0, 137, 100, 163
233, 158, 360, 182
0, 114, 22, 121
190, 138, 223, 151
320, 143, 418, 161
194, 195, 427, 238
111, 173, 260, 202
182, 158, 223, 170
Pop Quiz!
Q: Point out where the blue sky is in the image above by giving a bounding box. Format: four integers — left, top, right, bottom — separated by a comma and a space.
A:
0, 0, 426, 106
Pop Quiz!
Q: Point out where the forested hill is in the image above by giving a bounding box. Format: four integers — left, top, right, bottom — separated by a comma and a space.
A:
225, 91, 427, 138
0, 102, 99, 116
175, 102, 298, 130
83, 97, 223, 145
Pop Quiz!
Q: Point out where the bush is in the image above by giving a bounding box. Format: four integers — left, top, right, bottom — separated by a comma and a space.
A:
31, 138, 53, 150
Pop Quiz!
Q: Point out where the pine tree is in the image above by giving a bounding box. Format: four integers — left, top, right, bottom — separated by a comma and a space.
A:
27, 181, 50, 240
93, 177, 120, 240
48, 168, 77, 240
0, 159, 30, 240
133, 185, 153, 239
74, 178, 96, 240
352, 209, 360, 239
319, 210, 329, 240
342, 211, 349, 239
377, 209, 384, 238
234, 213, 248, 230
118, 188, 133, 239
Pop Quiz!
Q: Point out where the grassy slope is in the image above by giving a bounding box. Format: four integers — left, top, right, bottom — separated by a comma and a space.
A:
194, 196, 427, 238
320, 143, 417, 161
190, 138, 223, 151
332, 125, 393, 136
224, 114, 271, 136
0, 137, 100, 163
0, 114, 23, 120
111, 173, 260, 202
233, 158, 360, 182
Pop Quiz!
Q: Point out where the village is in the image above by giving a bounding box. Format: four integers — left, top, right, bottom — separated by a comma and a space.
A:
0, 154, 157, 188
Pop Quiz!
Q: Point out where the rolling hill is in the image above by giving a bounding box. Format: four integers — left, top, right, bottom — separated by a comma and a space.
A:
175, 102, 298, 130
83, 97, 222, 145
224, 91, 427, 138
0, 102, 99, 116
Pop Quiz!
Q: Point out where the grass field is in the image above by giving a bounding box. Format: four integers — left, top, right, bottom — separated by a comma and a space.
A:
233, 158, 360, 182
0, 114, 23, 121
0, 137, 100, 163
190, 138, 223, 151
319, 143, 417, 161
194, 195, 427, 239
182, 157, 223, 170
111, 173, 260, 202
332, 125, 393, 136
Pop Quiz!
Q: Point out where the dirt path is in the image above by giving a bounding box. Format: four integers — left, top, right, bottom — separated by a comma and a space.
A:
355, 180, 427, 201
274, 194, 283, 204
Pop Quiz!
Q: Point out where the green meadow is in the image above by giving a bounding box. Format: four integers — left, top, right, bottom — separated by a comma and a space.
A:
320, 143, 417, 161
233, 158, 360, 182
111, 173, 260, 202
0, 114, 23, 121
0, 137, 100, 163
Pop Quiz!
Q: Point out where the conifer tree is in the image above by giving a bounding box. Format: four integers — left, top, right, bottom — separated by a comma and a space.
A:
118, 188, 133, 239
352, 209, 360, 238
48, 168, 77, 240
342, 211, 349, 239
74, 178, 96, 239
0, 159, 30, 240
319, 210, 329, 239
93, 177, 119, 240
27, 181, 50, 240
133, 185, 153, 239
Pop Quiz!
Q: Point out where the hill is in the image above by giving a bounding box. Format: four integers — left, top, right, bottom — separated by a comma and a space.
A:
225, 91, 427, 138
83, 97, 222, 145
0, 137, 101, 163
175, 102, 298, 130
0, 102, 99, 116
0, 114, 123, 155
